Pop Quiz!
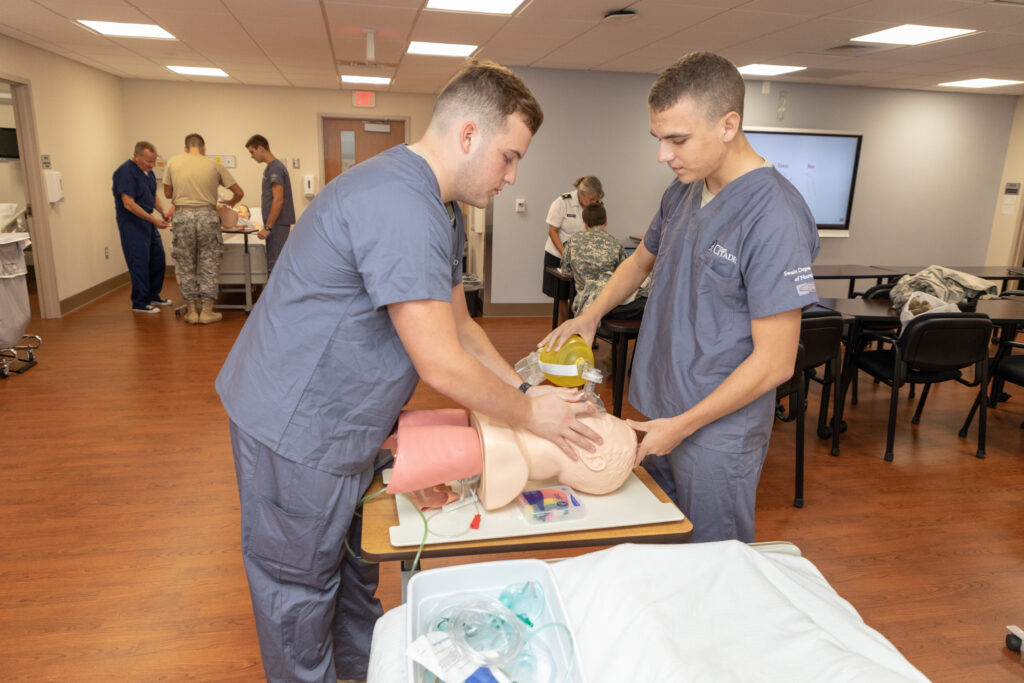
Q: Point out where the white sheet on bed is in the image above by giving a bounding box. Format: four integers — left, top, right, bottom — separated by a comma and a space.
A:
368, 541, 927, 682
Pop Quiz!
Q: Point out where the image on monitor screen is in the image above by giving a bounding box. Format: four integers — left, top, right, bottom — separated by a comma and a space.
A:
745, 128, 862, 232
0, 127, 20, 159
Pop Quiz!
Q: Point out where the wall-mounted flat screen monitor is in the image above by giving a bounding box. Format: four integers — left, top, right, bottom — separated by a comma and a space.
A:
0, 127, 19, 159
745, 128, 862, 236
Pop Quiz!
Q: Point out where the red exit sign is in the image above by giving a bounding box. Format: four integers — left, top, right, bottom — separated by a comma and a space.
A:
352, 90, 375, 108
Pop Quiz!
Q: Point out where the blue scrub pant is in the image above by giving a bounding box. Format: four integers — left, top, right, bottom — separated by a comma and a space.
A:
643, 439, 768, 543
230, 421, 382, 682
265, 224, 290, 275
117, 216, 165, 309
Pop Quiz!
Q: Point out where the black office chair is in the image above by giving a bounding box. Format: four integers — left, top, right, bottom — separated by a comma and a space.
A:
855, 312, 992, 461
774, 311, 844, 507
596, 317, 641, 417
960, 338, 1024, 433
850, 282, 901, 406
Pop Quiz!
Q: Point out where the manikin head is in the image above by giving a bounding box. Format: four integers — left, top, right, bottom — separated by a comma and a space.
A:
473, 410, 637, 509
385, 409, 637, 511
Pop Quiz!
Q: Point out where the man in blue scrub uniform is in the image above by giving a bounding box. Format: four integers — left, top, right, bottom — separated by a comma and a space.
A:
244, 134, 295, 273
112, 141, 172, 313
542, 52, 819, 543
216, 60, 601, 683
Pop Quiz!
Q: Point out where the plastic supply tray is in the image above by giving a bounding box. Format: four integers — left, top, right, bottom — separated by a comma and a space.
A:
405, 559, 586, 682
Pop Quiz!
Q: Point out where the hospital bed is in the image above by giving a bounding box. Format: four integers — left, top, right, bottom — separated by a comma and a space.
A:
368, 540, 928, 682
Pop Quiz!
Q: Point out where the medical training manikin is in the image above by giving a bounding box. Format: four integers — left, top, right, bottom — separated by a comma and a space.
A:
384, 408, 637, 511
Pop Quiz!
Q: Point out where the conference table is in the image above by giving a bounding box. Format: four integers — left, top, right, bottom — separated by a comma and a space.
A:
873, 265, 1024, 292
811, 265, 895, 298
816, 296, 1024, 431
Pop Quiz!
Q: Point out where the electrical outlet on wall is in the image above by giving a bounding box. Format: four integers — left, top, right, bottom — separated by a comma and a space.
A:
292, 158, 300, 169
104, 246, 109, 259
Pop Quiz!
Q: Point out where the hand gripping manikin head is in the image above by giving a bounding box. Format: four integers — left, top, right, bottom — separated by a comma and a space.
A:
384, 408, 637, 510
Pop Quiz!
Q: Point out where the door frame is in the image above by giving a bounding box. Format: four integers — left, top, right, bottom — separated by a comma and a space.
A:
0, 71, 59, 318
316, 113, 411, 191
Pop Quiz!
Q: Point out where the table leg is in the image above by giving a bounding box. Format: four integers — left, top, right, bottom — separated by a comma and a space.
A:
834, 319, 859, 454
242, 233, 253, 313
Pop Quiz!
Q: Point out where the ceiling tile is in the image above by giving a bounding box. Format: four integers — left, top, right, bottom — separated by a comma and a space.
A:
828, 0, 973, 23
1, 0, 1022, 97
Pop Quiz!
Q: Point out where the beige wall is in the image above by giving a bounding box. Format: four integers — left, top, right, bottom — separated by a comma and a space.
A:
986, 95, 1024, 265
1, 35, 127, 301
1, 33, 436, 308
121, 79, 436, 262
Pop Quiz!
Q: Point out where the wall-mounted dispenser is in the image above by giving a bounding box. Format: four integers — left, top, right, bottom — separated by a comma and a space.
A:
43, 169, 63, 203
303, 174, 315, 198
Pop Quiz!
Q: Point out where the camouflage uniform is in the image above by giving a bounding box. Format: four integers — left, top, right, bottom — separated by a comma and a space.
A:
562, 228, 647, 316
171, 207, 222, 301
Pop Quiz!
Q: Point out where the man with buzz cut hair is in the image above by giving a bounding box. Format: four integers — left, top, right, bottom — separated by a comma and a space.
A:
245, 134, 294, 273
216, 59, 601, 682
163, 133, 244, 324
112, 140, 173, 314
543, 51, 820, 544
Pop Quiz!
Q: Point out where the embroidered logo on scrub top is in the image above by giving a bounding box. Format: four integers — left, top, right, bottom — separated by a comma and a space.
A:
708, 240, 737, 264
785, 265, 817, 296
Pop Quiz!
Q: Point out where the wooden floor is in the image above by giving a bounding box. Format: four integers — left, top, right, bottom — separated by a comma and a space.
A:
2, 279, 1023, 681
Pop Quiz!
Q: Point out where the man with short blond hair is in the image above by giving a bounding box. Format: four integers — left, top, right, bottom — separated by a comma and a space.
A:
217, 59, 599, 683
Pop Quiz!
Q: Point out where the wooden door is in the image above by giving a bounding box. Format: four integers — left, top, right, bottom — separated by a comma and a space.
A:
322, 118, 406, 185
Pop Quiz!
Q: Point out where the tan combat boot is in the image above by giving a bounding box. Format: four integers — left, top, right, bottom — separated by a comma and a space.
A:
198, 299, 222, 324
183, 300, 200, 324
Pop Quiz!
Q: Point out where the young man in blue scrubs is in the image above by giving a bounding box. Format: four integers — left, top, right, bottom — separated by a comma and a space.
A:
216, 60, 600, 683
244, 134, 295, 273
542, 52, 820, 543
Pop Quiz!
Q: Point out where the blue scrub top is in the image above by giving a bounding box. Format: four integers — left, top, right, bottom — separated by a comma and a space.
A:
216, 145, 465, 475
112, 159, 156, 223
261, 158, 296, 227
630, 167, 820, 452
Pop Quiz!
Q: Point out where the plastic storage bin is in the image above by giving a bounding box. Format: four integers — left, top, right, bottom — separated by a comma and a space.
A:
405, 559, 586, 682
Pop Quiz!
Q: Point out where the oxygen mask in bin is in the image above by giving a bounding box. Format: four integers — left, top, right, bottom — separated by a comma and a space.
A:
515, 335, 604, 404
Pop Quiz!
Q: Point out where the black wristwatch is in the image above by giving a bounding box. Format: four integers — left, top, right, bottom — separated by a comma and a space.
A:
518, 382, 531, 394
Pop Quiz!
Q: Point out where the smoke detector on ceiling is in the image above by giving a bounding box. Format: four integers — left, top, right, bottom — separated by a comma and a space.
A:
603, 8, 638, 23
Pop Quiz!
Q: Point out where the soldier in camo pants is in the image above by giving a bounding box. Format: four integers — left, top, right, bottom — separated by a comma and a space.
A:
171, 206, 222, 303
163, 133, 243, 324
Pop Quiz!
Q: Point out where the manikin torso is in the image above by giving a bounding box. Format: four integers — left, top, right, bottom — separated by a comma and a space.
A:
386, 408, 638, 510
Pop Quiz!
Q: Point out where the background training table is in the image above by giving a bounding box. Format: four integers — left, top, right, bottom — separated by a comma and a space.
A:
219, 228, 265, 313
811, 264, 895, 298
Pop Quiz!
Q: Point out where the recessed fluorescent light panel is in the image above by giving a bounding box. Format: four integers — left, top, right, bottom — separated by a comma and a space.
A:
408, 41, 477, 57
78, 20, 175, 39
425, 0, 525, 14
341, 75, 392, 85
851, 24, 974, 45
166, 66, 229, 77
737, 64, 806, 76
939, 78, 1024, 88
